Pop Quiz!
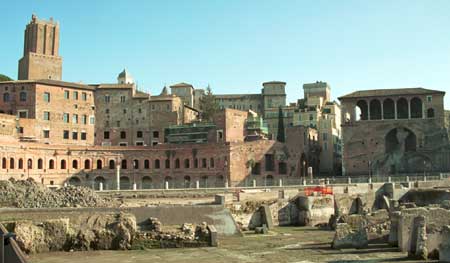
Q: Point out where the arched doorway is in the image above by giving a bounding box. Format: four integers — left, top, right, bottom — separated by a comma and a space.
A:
385, 128, 417, 154
68, 177, 81, 186
265, 175, 274, 186
142, 176, 152, 189
120, 176, 130, 190
184, 176, 191, 188
94, 176, 105, 190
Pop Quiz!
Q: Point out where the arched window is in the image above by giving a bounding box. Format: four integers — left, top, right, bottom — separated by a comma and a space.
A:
9, 158, 14, 169
144, 159, 150, 169
60, 159, 66, 169
133, 159, 139, 169
96, 159, 102, 169
2, 158, 6, 169
356, 100, 368, 120
210, 158, 215, 168
165, 159, 170, 169
175, 159, 180, 169
84, 159, 90, 169
369, 99, 381, 120
18, 158, 23, 169
383, 99, 395, 119
410, 97, 423, 118
194, 158, 198, 168
121, 159, 127, 169
37, 158, 43, 169
397, 98, 408, 119
3, 93, 10, 102
184, 159, 190, 168
109, 160, 115, 169
72, 160, 78, 169
27, 159, 33, 169
49, 159, 55, 169
154, 159, 160, 169
427, 108, 435, 118
19, 92, 27, 102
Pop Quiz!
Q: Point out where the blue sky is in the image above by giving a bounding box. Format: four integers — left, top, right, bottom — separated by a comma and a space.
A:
2, 0, 450, 108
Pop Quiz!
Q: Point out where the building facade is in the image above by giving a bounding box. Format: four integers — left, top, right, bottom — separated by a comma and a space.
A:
339, 88, 450, 176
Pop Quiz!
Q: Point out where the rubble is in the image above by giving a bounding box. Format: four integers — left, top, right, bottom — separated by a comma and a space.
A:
0, 178, 116, 208
331, 223, 368, 249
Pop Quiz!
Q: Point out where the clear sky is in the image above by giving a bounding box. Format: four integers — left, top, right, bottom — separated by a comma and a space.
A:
2, 0, 450, 108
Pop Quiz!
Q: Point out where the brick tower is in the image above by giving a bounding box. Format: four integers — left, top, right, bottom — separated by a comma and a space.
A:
18, 14, 62, 80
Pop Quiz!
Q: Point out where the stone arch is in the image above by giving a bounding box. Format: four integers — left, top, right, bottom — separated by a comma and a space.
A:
94, 176, 105, 190
397, 98, 408, 119
72, 160, 78, 169
9, 158, 15, 169
200, 176, 208, 188
356, 100, 368, 121
369, 99, 382, 120
142, 176, 152, 189
60, 159, 66, 169
120, 176, 130, 190
265, 175, 274, 186
184, 176, 191, 188
109, 160, 115, 169
350, 197, 364, 214
49, 159, 55, 169
68, 177, 81, 186
18, 158, 23, 169
37, 158, 43, 169
96, 159, 102, 169
84, 159, 91, 169
121, 159, 127, 169
427, 108, 435, 118
383, 98, 395, 119
410, 97, 422, 118
385, 127, 417, 154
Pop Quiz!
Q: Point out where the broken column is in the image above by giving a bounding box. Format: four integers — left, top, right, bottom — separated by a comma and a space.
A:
409, 215, 427, 260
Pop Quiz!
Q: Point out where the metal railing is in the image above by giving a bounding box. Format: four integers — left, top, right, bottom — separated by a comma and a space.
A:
0, 224, 28, 263
77, 172, 450, 192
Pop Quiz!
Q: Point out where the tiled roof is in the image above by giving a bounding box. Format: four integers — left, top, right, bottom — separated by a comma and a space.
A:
0, 79, 95, 90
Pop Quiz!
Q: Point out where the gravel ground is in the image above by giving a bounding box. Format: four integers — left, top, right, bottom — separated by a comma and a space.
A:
30, 227, 434, 263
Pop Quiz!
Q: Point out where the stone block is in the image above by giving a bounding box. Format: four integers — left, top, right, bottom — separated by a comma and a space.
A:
207, 225, 218, 247
332, 223, 368, 249
259, 205, 273, 229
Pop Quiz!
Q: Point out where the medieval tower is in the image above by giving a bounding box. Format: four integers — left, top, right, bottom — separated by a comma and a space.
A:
18, 14, 62, 80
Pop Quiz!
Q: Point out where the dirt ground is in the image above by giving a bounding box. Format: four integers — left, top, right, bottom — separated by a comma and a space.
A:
30, 227, 432, 263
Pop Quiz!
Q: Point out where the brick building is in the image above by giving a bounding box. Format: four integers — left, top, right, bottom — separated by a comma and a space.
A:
339, 88, 450, 176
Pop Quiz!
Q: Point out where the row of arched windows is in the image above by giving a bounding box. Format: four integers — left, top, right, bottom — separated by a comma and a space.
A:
1, 157, 218, 171
356, 97, 435, 121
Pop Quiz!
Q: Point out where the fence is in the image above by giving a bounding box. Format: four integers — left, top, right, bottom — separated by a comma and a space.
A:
69, 172, 450, 192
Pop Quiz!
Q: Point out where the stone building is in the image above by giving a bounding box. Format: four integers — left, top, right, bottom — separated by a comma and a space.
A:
339, 88, 450, 176
0, 79, 96, 146
293, 81, 342, 176
18, 14, 62, 81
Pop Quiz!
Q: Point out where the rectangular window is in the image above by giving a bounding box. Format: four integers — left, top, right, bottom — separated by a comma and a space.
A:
63, 130, 69, 139
73, 91, 78, 100
19, 127, 24, 133
105, 95, 110, 103
64, 90, 69, 99
135, 141, 144, 146
153, 131, 159, 138
81, 92, 87, 101
427, 95, 432, 102
120, 131, 126, 139
104, 131, 110, 139
81, 132, 87, 140
72, 114, 78, 124
137, 131, 143, 138
265, 154, 275, 171
120, 96, 126, 103
43, 92, 50, 102
72, 131, 78, 140
89, 116, 95, 125
43, 111, 50, 121
63, 113, 69, 123
82, 115, 87, 124
43, 130, 50, 138
119, 142, 127, 147
323, 133, 328, 141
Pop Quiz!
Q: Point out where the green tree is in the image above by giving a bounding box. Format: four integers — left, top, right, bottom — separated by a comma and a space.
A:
0, 74, 13, 82
276, 107, 285, 143
199, 85, 219, 122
